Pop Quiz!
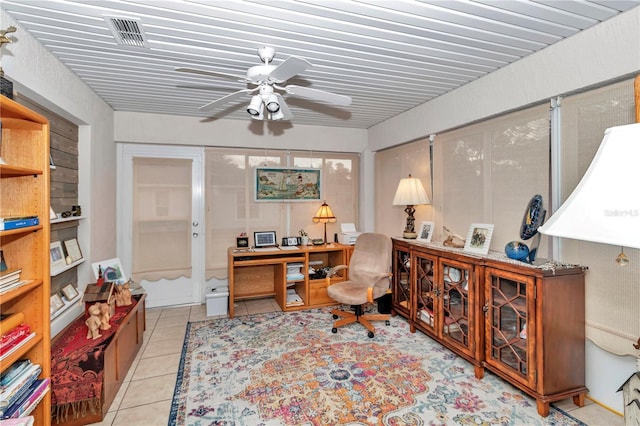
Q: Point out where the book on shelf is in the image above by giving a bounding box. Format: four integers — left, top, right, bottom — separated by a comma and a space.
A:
0, 281, 32, 296
0, 217, 39, 231
0, 363, 41, 415
0, 359, 32, 389
286, 289, 304, 306
0, 313, 24, 336
1, 378, 49, 420
0, 415, 34, 425
0, 269, 21, 286
0, 325, 36, 362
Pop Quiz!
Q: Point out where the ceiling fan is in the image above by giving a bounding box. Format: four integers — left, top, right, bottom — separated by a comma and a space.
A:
175, 46, 352, 121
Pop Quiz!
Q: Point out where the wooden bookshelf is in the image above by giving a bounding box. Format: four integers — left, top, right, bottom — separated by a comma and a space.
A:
0, 95, 51, 425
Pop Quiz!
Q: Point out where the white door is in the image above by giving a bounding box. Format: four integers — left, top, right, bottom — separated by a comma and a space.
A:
118, 144, 205, 308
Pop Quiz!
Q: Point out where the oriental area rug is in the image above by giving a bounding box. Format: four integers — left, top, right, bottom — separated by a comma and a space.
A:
169, 308, 585, 426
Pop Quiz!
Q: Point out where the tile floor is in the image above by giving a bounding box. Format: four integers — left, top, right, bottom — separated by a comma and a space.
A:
89, 298, 624, 426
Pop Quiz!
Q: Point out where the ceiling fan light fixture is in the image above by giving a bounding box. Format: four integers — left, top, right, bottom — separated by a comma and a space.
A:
265, 93, 280, 113
247, 95, 263, 118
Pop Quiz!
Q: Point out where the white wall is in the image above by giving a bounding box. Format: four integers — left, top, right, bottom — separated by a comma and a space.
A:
114, 111, 367, 153
365, 6, 640, 415
1, 11, 117, 333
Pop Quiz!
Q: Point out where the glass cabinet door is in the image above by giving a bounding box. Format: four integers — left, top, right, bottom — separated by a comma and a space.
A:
414, 252, 437, 332
440, 259, 473, 354
392, 245, 412, 318
485, 268, 535, 388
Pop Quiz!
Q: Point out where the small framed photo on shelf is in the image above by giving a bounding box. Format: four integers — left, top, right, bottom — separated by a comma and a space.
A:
50, 241, 66, 273
50, 293, 64, 315
417, 221, 435, 243
50, 206, 57, 220
61, 283, 79, 301
64, 238, 83, 262
464, 223, 494, 255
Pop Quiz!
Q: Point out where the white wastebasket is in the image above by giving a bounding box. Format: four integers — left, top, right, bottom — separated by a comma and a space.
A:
205, 286, 229, 317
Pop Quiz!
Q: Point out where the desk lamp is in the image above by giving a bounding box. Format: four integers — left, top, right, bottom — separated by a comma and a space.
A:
538, 123, 640, 265
392, 174, 430, 239
313, 201, 336, 244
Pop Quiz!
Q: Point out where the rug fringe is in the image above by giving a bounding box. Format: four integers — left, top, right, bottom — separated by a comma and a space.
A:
52, 398, 101, 423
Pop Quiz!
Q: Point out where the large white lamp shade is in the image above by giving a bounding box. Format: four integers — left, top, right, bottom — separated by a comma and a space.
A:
538, 123, 640, 249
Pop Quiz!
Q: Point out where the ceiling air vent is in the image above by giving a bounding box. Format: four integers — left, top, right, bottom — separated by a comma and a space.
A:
104, 16, 149, 48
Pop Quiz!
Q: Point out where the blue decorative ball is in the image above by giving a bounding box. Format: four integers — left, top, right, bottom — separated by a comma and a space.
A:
505, 241, 530, 261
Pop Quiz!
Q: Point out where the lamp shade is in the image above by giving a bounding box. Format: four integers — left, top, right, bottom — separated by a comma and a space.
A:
392, 175, 430, 206
313, 201, 337, 223
538, 123, 640, 249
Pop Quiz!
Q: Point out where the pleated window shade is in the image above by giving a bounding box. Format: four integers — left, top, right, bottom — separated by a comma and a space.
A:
432, 104, 551, 253
375, 138, 431, 239
204, 148, 359, 280
558, 78, 639, 356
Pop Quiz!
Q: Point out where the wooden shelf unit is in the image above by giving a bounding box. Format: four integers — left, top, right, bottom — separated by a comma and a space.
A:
0, 95, 51, 425
227, 244, 354, 318
391, 238, 587, 417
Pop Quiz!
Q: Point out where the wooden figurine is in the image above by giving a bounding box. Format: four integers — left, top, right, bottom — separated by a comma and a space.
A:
99, 302, 111, 330
85, 303, 102, 340
121, 281, 132, 306
114, 284, 124, 306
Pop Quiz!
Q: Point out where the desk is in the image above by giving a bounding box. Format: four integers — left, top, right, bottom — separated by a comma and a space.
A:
227, 244, 354, 318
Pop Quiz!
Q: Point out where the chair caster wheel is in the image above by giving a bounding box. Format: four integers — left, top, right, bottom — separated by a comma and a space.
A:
332, 328, 337, 333
385, 320, 390, 326
368, 331, 374, 338
333, 314, 338, 319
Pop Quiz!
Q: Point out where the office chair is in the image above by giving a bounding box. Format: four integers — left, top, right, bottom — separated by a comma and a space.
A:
326, 233, 392, 338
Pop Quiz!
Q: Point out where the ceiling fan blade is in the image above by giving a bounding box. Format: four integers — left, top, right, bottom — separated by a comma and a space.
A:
199, 88, 257, 112
285, 85, 352, 106
175, 67, 248, 83
274, 94, 293, 120
268, 56, 311, 83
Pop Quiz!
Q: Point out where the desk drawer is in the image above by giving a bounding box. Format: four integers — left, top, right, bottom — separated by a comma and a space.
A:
309, 280, 335, 305
234, 265, 276, 297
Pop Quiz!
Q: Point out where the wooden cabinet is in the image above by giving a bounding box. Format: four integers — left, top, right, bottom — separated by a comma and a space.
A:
0, 95, 51, 425
391, 238, 587, 417
228, 244, 353, 318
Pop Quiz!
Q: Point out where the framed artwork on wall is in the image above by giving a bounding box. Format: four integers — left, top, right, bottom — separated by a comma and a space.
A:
50, 241, 66, 274
464, 223, 494, 255
255, 167, 321, 202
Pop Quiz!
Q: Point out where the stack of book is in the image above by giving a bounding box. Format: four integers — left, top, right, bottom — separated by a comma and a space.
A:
286, 263, 305, 282
0, 319, 36, 363
0, 269, 29, 294
0, 359, 49, 420
286, 289, 304, 306
0, 216, 39, 231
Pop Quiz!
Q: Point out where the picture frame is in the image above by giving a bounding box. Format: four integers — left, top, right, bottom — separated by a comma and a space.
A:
417, 221, 435, 243
464, 223, 495, 255
91, 258, 127, 284
254, 231, 277, 248
49, 206, 57, 220
50, 241, 66, 273
255, 167, 321, 202
61, 283, 79, 301
50, 293, 64, 314
64, 238, 83, 262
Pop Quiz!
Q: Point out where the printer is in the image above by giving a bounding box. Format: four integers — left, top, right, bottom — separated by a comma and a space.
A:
338, 223, 362, 245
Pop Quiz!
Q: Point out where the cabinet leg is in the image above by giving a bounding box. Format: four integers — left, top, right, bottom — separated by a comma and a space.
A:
410, 323, 416, 333
573, 393, 585, 408
474, 365, 484, 379
536, 400, 550, 417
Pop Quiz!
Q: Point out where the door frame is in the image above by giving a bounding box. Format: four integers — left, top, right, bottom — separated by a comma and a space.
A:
117, 143, 205, 307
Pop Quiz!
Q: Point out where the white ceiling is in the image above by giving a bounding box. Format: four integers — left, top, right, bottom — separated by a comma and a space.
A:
2, 0, 638, 129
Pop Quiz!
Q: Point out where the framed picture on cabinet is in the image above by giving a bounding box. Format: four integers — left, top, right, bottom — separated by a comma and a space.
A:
50, 241, 66, 273
464, 223, 494, 255
417, 221, 434, 243
91, 258, 127, 284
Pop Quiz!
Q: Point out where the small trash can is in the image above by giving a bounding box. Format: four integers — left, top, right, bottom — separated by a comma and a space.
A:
377, 290, 392, 314
205, 286, 229, 317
